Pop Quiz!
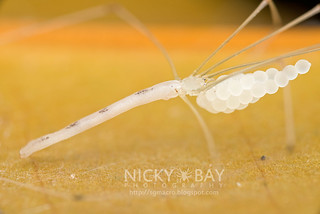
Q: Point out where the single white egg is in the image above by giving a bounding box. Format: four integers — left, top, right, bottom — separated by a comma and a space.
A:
266, 68, 278, 79
238, 90, 253, 104
228, 79, 243, 96
211, 98, 227, 112
251, 96, 259, 103
226, 95, 240, 109
205, 87, 217, 101
216, 83, 231, 100
253, 70, 268, 82
240, 74, 255, 90
236, 103, 248, 110
223, 108, 235, 114
295, 59, 311, 74
275, 71, 289, 87
283, 65, 298, 80
251, 82, 266, 98
265, 80, 279, 94
196, 92, 218, 114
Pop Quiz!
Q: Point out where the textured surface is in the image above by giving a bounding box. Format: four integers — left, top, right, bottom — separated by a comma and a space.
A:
0, 23, 319, 214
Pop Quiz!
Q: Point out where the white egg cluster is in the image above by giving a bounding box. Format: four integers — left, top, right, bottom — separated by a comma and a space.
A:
196, 59, 311, 114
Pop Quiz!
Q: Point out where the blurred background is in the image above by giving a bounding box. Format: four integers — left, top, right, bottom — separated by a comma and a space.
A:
0, 1, 319, 213
0, 0, 319, 25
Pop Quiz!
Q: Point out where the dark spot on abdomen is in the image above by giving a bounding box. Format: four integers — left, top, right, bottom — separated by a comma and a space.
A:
135, 87, 153, 95
99, 107, 109, 113
66, 121, 79, 129
41, 136, 49, 141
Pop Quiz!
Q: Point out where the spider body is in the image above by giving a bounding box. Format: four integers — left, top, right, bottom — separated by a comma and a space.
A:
12, 1, 319, 158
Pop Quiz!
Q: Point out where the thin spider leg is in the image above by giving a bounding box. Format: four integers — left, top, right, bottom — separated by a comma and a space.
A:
199, 4, 320, 77
0, 5, 110, 46
109, 4, 179, 80
283, 84, 296, 152
192, 0, 269, 76
248, 1, 297, 152
247, 1, 297, 153
251, 0, 282, 56
0, 4, 179, 79
253, 1, 297, 152
179, 95, 218, 161
205, 0, 282, 79
250, 0, 294, 152
272, 48, 296, 153
204, 44, 320, 90
267, 0, 282, 27
206, 60, 264, 79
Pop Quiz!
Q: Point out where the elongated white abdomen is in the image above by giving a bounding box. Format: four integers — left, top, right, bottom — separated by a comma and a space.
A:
197, 59, 311, 114
20, 80, 181, 158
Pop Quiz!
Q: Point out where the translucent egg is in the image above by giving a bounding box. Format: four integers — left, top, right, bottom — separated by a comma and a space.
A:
228, 79, 243, 96
196, 92, 209, 109
251, 82, 266, 98
205, 106, 219, 114
283, 65, 298, 80
196, 93, 218, 114
232, 74, 244, 80
251, 96, 259, 103
275, 71, 289, 87
236, 103, 248, 110
253, 70, 268, 82
266, 68, 278, 79
295, 59, 311, 74
215, 83, 230, 100
205, 87, 217, 101
223, 108, 234, 114
211, 98, 227, 112
238, 90, 253, 104
265, 79, 279, 94
240, 74, 255, 90
226, 96, 240, 109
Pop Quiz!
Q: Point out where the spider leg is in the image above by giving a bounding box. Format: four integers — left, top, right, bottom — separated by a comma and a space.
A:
199, 4, 320, 76
193, 0, 273, 76
253, 1, 297, 152
266, 1, 296, 152
108, 4, 179, 79
0, 4, 179, 79
179, 95, 219, 161
283, 85, 296, 152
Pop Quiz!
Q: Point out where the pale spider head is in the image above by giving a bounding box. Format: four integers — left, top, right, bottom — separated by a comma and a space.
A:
181, 75, 207, 96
